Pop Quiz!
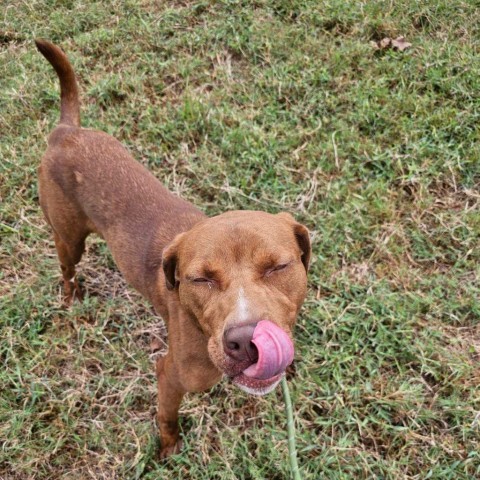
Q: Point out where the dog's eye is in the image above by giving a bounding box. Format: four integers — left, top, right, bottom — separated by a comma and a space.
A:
265, 263, 290, 276
192, 277, 214, 286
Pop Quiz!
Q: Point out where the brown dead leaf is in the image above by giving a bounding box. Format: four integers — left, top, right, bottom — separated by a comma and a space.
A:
391, 36, 412, 51
380, 37, 392, 49
150, 337, 164, 353
372, 36, 412, 52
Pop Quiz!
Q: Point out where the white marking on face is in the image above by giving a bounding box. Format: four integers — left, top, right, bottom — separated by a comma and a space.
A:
235, 287, 251, 323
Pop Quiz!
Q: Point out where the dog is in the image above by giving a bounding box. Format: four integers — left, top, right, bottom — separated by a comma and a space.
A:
35, 39, 311, 458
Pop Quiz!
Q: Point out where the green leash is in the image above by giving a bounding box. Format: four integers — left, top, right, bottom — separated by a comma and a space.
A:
281, 376, 302, 480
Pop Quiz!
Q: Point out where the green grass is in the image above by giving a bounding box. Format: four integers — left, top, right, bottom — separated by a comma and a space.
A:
1, 0, 479, 478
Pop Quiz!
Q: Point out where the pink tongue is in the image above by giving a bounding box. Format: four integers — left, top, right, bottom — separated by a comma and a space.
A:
243, 320, 294, 380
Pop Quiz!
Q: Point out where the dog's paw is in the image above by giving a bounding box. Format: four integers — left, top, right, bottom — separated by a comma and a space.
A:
63, 278, 84, 306
159, 439, 183, 460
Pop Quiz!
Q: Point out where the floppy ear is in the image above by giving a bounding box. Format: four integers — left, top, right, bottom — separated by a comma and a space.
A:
294, 223, 311, 272
162, 233, 186, 290
277, 213, 311, 272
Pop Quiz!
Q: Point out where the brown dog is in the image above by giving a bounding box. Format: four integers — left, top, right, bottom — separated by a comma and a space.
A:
35, 39, 310, 458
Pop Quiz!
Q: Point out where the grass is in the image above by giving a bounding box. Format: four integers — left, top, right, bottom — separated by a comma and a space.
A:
1, 0, 479, 478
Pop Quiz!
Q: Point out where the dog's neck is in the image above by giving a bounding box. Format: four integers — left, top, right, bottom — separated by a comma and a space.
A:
142, 212, 204, 306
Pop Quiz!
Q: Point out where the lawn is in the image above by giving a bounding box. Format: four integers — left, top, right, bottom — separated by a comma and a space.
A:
1, 0, 479, 478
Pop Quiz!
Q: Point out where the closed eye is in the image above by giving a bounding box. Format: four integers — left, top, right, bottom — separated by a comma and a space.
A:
191, 277, 216, 286
265, 262, 291, 277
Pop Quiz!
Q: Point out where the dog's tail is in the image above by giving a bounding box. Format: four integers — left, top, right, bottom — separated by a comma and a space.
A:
35, 39, 81, 127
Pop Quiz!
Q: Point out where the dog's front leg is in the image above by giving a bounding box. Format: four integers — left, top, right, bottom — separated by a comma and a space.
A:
156, 354, 185, 459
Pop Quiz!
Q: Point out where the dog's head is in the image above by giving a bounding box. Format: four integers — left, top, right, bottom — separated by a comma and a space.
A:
162, 211, 310, 395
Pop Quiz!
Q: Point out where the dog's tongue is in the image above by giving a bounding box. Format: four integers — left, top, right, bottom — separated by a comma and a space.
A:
243, 320, 294, 380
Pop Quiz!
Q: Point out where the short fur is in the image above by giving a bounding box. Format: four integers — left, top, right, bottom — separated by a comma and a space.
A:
35, 39, 311, 458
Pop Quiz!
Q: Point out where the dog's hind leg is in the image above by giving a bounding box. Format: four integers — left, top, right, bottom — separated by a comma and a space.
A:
39, 162, 92, 303
53, 230, 86, 303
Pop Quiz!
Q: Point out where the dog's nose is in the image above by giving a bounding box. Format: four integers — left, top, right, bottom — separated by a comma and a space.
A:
223, 323, 259, 363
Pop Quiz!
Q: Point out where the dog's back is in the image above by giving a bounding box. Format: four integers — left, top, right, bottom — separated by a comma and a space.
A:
36, 40, 203, 301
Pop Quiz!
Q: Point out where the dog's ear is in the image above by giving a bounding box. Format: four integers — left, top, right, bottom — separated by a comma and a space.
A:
294, 223, 311, 272
162, 233, 186, 290
277, 213, 311, 272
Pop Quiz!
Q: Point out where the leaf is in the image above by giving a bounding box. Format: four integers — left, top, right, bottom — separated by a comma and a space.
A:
380, 37, 392, 49
391, 36, 412, 51
372, 36, 412, 52
150, 337, 164, 353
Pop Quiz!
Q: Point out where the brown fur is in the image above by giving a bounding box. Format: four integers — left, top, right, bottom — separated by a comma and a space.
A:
35, 39, 311, 458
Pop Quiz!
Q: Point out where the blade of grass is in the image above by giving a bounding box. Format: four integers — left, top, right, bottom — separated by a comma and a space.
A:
282, 376, 302, 480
